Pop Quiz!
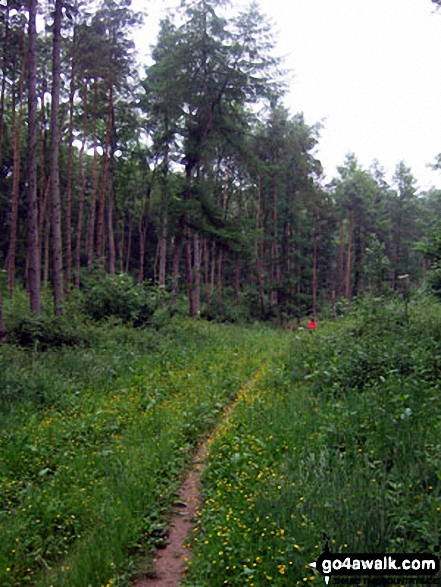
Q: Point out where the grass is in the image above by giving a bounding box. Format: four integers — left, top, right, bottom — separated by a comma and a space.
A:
2, 293, 441, 587
0, 315, 290, 587
184, 297, 441, 587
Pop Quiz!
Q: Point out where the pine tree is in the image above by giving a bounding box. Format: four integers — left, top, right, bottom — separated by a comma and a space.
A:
27, 0, 41, 313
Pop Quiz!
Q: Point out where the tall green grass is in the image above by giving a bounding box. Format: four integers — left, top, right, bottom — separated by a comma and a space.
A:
185, 297, 441, 586
0, 316, 287, 587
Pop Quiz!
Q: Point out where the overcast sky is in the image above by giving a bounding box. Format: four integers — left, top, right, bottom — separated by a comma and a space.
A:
132, 0, 441, 191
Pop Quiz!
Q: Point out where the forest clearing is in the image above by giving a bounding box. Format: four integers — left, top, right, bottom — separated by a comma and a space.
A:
1, 294, 441, 587
1, 0, 441, 586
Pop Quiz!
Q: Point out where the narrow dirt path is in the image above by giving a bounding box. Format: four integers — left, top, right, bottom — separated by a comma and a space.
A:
134, 443, 207, 587
134, 372, 263, 587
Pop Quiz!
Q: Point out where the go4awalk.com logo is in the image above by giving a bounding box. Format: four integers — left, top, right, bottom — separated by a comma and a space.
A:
308, 537, 440, 585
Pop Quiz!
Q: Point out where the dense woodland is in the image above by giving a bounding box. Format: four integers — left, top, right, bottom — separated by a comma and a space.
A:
1, 0, 441, 336
2, 3, 441, 585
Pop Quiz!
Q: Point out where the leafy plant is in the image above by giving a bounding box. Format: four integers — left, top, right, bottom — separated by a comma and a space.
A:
81, 273, 155, 326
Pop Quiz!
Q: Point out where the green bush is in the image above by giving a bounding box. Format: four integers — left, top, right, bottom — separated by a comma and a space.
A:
7, 314, 90, 350
81, 273, 155, 326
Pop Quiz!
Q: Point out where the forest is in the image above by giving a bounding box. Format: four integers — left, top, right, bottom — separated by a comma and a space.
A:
0, 0, 441, 330
1, 1, 441, 586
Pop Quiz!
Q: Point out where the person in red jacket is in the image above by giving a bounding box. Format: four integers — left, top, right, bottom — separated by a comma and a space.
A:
308, 317, 317, 331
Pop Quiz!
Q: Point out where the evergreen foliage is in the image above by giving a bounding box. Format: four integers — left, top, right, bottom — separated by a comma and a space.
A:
0, 0, 436, 323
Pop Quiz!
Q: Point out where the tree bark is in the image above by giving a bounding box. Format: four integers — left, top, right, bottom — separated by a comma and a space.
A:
96, 85, 113, 269
107, 186, 116, 276
138, 218, 147, 283
170, 218, 184, 308
65, 51, 77, 292
234, 258, 241, 307
116, 217, 124, 274
186, 224, 194, 317
184, 163, 195, 317
75, 81, 88, 289
206, 240, 215, 308
0, 293, 6, 344
137, 179, 151, 283
7, 43, 26, 294
87, 82, 99, 268
27, 0, 41, 313
234, 191, 243, 307
271, 175, 280, 306
312, 224, 318, 317
50, 0, 64, 313
345, 210, 354, 300
43, 204, 50, 287
338, 219, 345, 299
124, 216, 132, 273
256, 177, 266, 315
193, 231, 201, 315
158, 214, 167, 288
0, 5, 9, 166
217, 245, 223, 310
0, 292, 6, 344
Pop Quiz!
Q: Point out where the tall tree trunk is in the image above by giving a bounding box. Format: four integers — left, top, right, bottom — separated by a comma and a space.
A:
0, 5, 9, 166
234, 191, 243, 307
43, 206, 50, 287
206, 240, 215, 308
193, 231, 201, 315
50, 0, 64, 313
87, 82, 99, 268
394, 230, 402, 290
38, 179, 50, 282
353, 225, 364, 297
186, 224, 194, 317
75, 81, 88, 289
286, 222, 296, 301
107, 187, 116, 276
27, 0, 41, 313
108, 100, 118, 276
65, 51, 76, 292
345, 210, 354, 300
184, 163, 195, 317
116, 218, 124, 274
158, 213, 167, 309
159, 122, 169, 295
37, 72, 49, 279
216, 245, 223, 309
271, 175, 280, 306
7, 44, 26, 294
171, 217, 184, 308
0, 293, 5, 344
138, 218, 146, 283
203, 236, 209, 286
331, 289, 338, 319
137, 181, 151, 284
338, 219, 345, 299
158, 214, 167, 287
256, 177, 266, 315
234, 258, 241, 307
96, 85, 113, 269
312, 224, 318, 317
125, 216, 132, 273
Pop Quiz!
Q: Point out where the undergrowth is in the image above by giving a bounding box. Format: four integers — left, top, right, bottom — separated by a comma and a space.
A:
184, 297, 441, 587
0, 314, 287, 587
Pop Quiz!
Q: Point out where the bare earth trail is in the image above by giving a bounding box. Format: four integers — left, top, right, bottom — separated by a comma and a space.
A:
134, 374, 263, 587
134, 443, 207, 587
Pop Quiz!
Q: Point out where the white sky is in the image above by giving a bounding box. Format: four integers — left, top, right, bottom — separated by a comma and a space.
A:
132, 0, 441, 191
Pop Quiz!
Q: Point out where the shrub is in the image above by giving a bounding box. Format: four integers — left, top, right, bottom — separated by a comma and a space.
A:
81, 273, 155, 326
7, 314, 90, 349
